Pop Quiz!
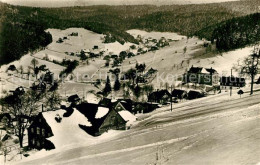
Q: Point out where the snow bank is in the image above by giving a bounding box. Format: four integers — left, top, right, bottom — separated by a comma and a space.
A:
95, 107, 109, 119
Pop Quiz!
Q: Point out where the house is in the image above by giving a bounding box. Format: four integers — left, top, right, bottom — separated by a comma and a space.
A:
98, 98, 112, 108
67, 94, 81, 106
148, 90, 171, 104
76, 103, 136, 136
41, 71, 54, 84
183, 66, 219, 86
187, 90, 205, 100
27, 113, 55, 150
10, 86, 25, 96
113, 99, 133, 113
172, 89, 188, 100
28, 108, 92, 150
220, 76, 246, 87
133, 102, 159, 114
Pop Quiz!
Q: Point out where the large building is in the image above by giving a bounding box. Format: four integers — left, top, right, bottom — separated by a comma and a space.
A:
183, 66, 219, 86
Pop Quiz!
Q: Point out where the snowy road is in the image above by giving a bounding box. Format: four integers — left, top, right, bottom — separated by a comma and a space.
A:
18, 88, 260, 165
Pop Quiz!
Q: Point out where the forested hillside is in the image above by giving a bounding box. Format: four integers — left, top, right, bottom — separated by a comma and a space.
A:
0, 1, 259, 65
212, 13, 260, 51
0, 4, 52, 65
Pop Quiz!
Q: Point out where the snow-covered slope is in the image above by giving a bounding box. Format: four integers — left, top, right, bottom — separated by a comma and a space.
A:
17, 85, 260, 165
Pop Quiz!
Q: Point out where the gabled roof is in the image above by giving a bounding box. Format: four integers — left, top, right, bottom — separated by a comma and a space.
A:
205, 68, 217, 74
188, 66, 217, 74
188, 67, 203, 74
118, 111, 136, 125
76, 102, 132, 135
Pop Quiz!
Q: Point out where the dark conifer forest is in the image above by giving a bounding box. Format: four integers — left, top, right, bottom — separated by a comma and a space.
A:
0, 0, 260, 65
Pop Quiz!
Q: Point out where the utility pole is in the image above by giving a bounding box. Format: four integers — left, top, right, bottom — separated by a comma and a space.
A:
170, 85, 173, 112
83, 87, 85, 101
230, 69, 232, 97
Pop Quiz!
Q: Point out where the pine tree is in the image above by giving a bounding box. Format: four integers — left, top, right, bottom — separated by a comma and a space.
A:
103, 76, 112, 96
114, 76, 121, 91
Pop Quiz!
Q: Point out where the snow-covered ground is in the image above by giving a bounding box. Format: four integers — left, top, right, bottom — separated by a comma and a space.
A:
127, 29, 186, 41
15, 85, 260, 165
1, 28, 254, 98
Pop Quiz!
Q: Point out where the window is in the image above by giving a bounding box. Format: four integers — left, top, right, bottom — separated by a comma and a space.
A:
42, 129, 45, 136
32, 139, 35, 145
31, 128, 34, 133
37, 141, 41, 147
37, 127, 41, 135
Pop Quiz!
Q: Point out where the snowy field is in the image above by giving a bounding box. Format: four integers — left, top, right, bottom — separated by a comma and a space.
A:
0, 28, 256, 97
15, 85, 260, 165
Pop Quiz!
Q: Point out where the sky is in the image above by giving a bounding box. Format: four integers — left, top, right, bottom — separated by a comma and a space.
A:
0, 0, 239, 7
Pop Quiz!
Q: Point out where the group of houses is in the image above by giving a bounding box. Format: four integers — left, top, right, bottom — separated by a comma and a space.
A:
147, 65, 248, 105
147, 88, 205, 105
183, 66, 246, 88
136, 36, 170, 54
27, 86, 208, 152
28, 95, 151, 150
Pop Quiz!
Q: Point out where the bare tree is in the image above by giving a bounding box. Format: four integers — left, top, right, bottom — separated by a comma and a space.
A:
0, 142, 11, 164
18, 66, 24, 78
241, 46, 260, 95
44, 91, 61, 111
1, 89, 44, 148
30, 58, 39, 71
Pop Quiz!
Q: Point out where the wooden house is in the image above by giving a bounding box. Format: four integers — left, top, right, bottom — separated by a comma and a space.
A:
67, 94, 81, 107
76, 103, 135, 136
27, 113, 55, 150
113, 99, 133, 112
28, 108, 92, 150
220, 76, 246, 87
183, 66, 219, 86
41, 71, 54, 85
171, 89, 188, 100
187, 90, 205, 100
133, 102, 159, 114
148, 90, 171, 104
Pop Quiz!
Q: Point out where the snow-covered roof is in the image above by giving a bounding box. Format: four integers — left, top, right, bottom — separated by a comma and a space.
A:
42, 109, 92, 149
85, 93, 100, 104
95, 107, 109, 119
118, 110, 137, 125
201, 68, 208, 74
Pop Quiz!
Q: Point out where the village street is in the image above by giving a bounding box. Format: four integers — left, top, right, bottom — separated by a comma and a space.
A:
18, 86, 260, 165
